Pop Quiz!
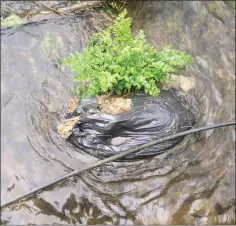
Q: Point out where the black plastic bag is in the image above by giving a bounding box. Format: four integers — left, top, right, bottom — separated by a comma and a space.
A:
67, 90, 195, 160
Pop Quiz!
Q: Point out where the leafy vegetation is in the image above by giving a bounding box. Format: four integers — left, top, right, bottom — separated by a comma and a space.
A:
1, 14, 24, 28
64, 10, 193, 97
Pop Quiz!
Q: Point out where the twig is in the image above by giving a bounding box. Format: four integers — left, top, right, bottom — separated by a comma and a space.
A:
59, 1, 102, 13
24, 1, 102, 20
40, 1, 64, 16
24, 11, 38, 20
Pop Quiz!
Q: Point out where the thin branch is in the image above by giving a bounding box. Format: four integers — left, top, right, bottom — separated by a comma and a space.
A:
24, 1, 102, 20
40, 1, 64, 15
59, 1, 102, 13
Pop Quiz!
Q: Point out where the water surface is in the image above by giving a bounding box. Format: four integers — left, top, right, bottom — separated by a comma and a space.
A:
1, 1, 235, 224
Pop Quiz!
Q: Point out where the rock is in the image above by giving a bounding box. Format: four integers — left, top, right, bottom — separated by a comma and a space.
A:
57, 116, 80, 139
162, 74, 196, 92
67, 95, 80, 113
96, 95, 132, 115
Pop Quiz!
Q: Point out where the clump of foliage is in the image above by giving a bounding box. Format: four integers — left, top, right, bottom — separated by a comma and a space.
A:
1, 14, 25, 28
64, 10, 193, 97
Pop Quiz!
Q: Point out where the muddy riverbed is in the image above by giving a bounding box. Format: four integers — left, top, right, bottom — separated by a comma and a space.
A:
1, 1, 235, 224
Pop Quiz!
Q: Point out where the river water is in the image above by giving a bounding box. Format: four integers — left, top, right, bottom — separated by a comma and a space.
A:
1, 1, 235, 224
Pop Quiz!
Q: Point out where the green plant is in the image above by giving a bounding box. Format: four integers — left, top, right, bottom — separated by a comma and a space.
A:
64, 10, 193, 97
1, 14, 25, 28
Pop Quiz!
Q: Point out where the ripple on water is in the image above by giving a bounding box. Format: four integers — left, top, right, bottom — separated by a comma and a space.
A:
1, 1, 235, 225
